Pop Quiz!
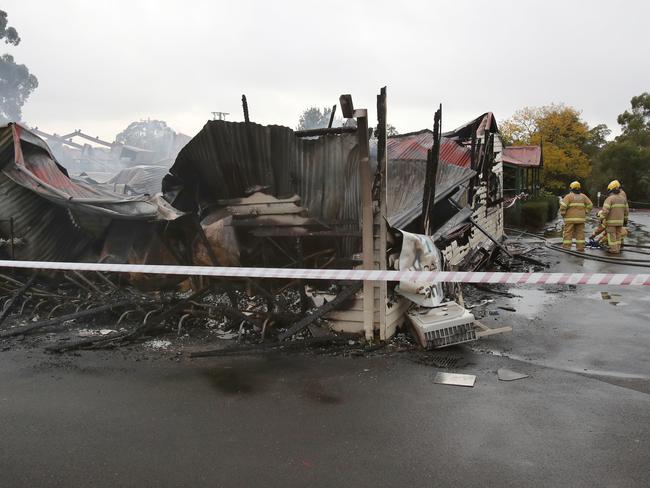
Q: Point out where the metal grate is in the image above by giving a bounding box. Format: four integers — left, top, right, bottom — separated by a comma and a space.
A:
425, 323, 477, 348
427, 353, 462, 368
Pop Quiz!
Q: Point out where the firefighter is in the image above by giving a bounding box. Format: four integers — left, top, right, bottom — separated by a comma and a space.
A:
560, 181, 593, 251
601, 180, 629, 254
610, 179, 629, 247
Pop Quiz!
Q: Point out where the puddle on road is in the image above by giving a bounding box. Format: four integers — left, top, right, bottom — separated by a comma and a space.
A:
506, 288, 553, 320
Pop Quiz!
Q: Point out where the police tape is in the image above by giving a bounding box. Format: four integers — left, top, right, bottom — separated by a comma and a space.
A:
1, 259, 649, 286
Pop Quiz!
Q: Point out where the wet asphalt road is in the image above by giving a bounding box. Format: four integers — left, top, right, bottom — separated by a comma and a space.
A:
1, 214, 650, 487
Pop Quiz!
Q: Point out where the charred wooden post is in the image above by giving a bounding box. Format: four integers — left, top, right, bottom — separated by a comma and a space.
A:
242, 94, 250, 123
354, 105, 375, 341
328, 104, 337, 128
422, 105, 442, 235
375, 86, 389, 340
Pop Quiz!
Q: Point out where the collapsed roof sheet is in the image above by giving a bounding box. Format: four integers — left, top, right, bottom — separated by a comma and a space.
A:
386, 130, 472, 167
0, 123, 182, 261
0, 124, 173, 219
164, 120, 362, 244
374, 132, 476, 228
166, 120, 480, 237
106, 165, 169, 195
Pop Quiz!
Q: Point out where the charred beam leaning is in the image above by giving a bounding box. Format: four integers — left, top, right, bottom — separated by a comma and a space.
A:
278, 282, 362, 341
328, 104, 337, 128
294, 126, 356, 138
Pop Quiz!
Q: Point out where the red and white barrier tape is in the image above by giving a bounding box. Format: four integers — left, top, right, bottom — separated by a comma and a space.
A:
1, 260, 649, 286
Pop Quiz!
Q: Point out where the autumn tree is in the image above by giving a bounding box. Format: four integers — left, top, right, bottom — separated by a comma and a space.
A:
0, 10, 38, 123
500, 104, 595, 193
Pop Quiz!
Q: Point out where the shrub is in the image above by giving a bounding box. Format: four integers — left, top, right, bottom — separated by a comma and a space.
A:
521, 200, 549, 227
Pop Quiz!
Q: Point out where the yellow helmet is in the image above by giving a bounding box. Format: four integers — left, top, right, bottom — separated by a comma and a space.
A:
569, 181, 581, 190
607, 180, 621, 191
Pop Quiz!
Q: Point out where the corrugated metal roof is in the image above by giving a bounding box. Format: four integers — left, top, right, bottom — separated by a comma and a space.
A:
170, 121, 478, 239
106, 165, 168, 195
165, 120, 363, 255
1, 124, 177, 219
386, 159, 475, 228
386, 130, 471, 167
502, 146, 542, 168
0, 123, 184, 261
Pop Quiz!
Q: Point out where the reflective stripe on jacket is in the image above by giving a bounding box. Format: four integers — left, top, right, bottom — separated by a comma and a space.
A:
560, 192, 593, 223
602, 193, 629, 226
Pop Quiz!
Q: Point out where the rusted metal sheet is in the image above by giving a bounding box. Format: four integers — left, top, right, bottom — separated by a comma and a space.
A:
386, 130, 472, 167
0, 123, 184, 261
502, 146, 542, 168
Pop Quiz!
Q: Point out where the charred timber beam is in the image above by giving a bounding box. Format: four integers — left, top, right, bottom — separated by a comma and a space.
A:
242, 94, 250, 123
422, 105, 442, 235
339, 94, 354, 118
328, 104, 337, 128
448, 197, 513, 258
190, 336, 352, 358
0, 300, 135, 338
294, 126, 357, 137
277, 282, 362, 341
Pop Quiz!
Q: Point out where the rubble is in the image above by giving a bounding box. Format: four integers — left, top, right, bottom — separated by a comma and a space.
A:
0, 89, 525, 356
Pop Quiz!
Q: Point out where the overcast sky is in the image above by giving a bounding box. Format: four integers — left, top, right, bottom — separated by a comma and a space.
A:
4, 0, 649, 140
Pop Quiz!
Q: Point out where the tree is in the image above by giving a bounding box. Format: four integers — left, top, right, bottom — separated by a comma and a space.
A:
386, 124, 399, 136
115, 119, 177, 160
0, 11, 20, 45
617, 92, 650, 146
583, 124, 611, 157
499, 106, 544, 146
0, 10, 38, 123
296, 106, 342, 131
501, 104, 593, 193
591, 93, 650, 201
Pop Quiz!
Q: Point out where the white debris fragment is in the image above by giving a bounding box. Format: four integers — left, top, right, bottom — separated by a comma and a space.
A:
497, 368, 529, 381
78, 328, 117, 337
144, 339, 172, 350
434, 372, 476, 387
213, 330, 238, 340
78, 329, 98, 337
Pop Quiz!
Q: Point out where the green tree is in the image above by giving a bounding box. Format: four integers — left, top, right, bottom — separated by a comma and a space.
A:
0, 10, 38, 123
296, 106, 342, 131
591, 93, 650, 202
617, 92, 650, 146
501, 104, 593, 193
